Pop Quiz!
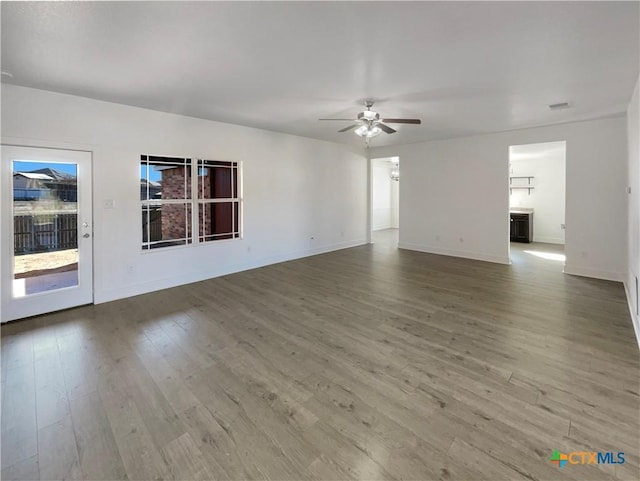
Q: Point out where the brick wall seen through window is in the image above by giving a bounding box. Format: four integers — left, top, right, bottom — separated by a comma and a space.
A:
140, 155, 241, 250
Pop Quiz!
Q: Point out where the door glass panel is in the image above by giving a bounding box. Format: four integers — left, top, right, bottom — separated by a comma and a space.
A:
12, 161, 78, 297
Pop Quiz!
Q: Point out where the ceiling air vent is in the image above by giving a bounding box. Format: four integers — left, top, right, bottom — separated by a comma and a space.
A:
549, 102, 570, 110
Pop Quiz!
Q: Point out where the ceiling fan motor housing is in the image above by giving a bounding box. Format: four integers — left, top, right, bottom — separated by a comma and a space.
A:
358, 111, 380, 122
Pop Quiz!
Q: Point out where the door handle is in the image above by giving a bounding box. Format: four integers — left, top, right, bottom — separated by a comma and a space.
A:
83, 233, 90, 238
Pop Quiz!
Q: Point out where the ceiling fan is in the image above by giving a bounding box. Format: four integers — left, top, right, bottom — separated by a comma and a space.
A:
319, 100, 421, 139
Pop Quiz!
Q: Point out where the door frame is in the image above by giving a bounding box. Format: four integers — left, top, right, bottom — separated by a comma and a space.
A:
368, 155, 400, 244
506, 140, 567, 266
1, 143, 94, 322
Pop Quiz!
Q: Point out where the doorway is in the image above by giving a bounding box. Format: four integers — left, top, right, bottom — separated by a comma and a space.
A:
371, 157, 399, 246
1, 146, 93, 322
508, 141, 566, 269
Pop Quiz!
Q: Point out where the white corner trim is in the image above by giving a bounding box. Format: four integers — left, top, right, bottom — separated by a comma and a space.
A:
398, 242, 511, 265
623, 281, 640, 351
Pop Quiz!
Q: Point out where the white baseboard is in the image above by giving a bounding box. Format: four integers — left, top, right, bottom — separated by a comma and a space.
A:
623, 281, 640, 350
94, 238, 367, 304
398, 242, 511, 265
533, 236, 565, 244
563, 264, 625, 282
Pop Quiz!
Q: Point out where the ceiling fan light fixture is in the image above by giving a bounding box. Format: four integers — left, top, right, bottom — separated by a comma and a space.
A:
368, 126, 382, 137
354, 124, 382, 138
390, 163, 400, 181
354, 125, 369, 137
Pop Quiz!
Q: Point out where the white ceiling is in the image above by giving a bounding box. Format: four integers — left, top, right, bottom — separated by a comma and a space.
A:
1, 2, 638, 148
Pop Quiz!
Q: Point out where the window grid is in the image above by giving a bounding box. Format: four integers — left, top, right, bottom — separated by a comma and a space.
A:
197, 160, 241, 244
140, 155, 241, 250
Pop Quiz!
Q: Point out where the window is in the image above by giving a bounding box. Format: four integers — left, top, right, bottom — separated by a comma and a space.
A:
140, 155, 241, 250
198, 160, 241, 242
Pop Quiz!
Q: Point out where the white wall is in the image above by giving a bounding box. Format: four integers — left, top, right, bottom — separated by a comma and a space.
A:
372, 158, 399, 230
509, 142, 566, 244
1, 85, 368, 307
627, 76, 640, 345
371, 116, 628, 280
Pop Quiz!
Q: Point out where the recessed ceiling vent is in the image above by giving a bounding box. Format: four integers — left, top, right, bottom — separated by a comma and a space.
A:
549, 102, 570, 110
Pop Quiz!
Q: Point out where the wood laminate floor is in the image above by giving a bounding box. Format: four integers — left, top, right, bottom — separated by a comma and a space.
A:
2, 233, 638, 480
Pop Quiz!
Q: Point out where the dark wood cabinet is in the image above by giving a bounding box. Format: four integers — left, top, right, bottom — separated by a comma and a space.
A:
510, 212, 533, 243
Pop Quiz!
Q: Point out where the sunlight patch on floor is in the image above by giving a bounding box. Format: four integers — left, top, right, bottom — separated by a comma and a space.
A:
524, 250, 566, 262
13, 270, 78, 297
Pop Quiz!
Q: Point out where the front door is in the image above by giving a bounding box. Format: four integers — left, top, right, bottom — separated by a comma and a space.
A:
1, 146, 93, 322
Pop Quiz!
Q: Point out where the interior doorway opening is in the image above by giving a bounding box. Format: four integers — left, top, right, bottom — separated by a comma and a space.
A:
371, 157, 400, 247
508, 141, 567, 270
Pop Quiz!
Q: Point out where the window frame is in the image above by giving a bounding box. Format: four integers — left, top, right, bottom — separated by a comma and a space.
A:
197, 159, 242, 243
140, 154, 242, 251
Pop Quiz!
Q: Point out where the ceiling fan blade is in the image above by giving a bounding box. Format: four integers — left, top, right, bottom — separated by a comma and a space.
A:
377, 123, 396, 134
338, 124, 358, 133
381, 118, 422, 124
319, 118, 355, 121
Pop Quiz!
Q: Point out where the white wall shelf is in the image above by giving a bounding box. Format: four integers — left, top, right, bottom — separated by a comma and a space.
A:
509, 176, 534, 195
